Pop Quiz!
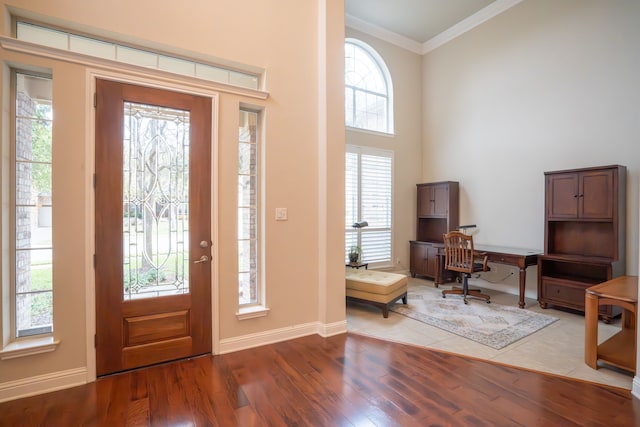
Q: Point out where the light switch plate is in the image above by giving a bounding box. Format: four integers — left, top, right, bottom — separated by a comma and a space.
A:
275, 207, 288, 221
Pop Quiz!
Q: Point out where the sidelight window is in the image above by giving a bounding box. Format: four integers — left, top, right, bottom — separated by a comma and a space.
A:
238, 109, 260, 306
12, 72, 53, 338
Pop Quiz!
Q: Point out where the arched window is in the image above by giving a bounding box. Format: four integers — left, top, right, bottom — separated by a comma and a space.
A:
345, 39, 394, 134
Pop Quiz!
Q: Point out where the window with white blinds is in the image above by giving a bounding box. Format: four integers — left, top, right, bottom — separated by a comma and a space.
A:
345, 146, 393, 267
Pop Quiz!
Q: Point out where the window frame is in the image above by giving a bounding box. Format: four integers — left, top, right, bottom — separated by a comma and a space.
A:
345, 38, 394, 135
236, 107, 268, 319
11, 70, 54, 340
0, 68, 60, 360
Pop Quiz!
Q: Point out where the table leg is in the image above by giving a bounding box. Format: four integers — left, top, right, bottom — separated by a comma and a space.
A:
434, 255, 441, 288
518, 267, 526, 309
585, 292, 599, 369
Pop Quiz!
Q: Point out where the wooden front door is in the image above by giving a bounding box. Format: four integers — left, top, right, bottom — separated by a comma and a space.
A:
95, 79, 212, 376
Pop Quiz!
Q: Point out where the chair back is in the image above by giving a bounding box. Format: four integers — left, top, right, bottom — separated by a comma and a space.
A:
443, 231, 475, 274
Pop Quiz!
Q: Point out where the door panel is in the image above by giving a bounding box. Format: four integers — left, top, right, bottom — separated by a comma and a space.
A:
95, 79, 212, 376
580, 170, 613, 219
417, 185, 432, 217
547, 173, 579, 219
432, 185, 449, 217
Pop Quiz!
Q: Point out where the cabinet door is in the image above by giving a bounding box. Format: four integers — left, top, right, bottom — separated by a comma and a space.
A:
580, 169, 613, 219
432, 184, 449, 217
425, 245, 439, 277
547, 173, 579, 219
410, 242, 428, 275
417, 185, 433, 217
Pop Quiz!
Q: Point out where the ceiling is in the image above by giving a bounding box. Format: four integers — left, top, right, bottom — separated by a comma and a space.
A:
345, 0, 520, 53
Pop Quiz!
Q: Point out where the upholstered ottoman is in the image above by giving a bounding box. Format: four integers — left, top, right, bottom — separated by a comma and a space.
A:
345, 269, 408, 318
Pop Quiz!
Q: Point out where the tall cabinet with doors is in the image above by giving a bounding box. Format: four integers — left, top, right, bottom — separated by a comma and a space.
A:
537, 165, 626, 322
410, 181, 459, 282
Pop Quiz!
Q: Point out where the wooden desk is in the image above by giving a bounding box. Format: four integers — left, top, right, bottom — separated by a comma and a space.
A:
585, 276, 637, 374
476, 245, 542, 309
436, 245, 541, 309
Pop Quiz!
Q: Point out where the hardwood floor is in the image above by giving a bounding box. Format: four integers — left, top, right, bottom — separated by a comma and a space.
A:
1, 333, 638, 426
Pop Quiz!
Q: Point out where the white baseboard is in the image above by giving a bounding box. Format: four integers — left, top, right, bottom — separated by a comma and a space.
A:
219, 321, 347, 354
318, 320, 348, 337
632, 376, 640, 400
0, 367, 87, 403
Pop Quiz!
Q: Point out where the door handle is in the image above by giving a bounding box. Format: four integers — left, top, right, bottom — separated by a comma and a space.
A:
193, 255, 209, 264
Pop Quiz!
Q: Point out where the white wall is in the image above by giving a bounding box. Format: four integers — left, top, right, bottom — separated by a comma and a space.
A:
422, 0, 640, 295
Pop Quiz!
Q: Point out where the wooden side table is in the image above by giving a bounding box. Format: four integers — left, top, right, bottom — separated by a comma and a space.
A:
585, 276, 638, 373
346, 262, 368, 270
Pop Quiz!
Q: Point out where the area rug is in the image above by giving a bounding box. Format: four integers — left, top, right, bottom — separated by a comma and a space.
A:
390, 284, 558, 350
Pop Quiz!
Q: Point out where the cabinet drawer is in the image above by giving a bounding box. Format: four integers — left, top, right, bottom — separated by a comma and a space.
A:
539, 277, 620, 318
540, 277, 587, 311
486, 253, 520, 265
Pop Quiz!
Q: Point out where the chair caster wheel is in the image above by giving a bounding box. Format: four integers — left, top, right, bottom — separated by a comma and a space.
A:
486, 301, 491, 304
463, 300, 469, 305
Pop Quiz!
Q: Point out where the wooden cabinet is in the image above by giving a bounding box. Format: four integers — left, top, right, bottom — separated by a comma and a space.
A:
418, 183, 451, 217
415, 182, 459, 242
410, 241, 439, 278
538, 255, 619, 320
547, 168, 614, 220
410, 182, 459, 280
538, 165, 626, 321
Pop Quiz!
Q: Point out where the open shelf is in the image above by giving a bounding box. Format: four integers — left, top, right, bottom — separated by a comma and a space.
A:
539, 257, 611, 285
416, 217, 447, 243
547, 221, 615, 259
597, 328, 636, 372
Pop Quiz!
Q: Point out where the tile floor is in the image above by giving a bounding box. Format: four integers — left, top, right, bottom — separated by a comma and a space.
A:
346, 276, 634, 390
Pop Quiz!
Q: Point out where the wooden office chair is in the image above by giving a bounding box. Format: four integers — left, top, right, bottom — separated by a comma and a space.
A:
442, 231, 491, 304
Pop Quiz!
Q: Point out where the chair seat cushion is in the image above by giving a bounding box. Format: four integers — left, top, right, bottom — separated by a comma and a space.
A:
345, 269, 408, 296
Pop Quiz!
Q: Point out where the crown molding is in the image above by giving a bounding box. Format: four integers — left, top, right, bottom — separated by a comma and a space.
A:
422, 0, 524, 54
346, 0, 524, 56
345, 14, 423, 54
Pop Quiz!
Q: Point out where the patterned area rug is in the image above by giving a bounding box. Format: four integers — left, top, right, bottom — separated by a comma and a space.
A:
390, 284, 558, 350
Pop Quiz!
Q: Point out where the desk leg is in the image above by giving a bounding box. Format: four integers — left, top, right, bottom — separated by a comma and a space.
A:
585, 292, 599, 369
434, 255, 442, 288
518, 267, 526, 309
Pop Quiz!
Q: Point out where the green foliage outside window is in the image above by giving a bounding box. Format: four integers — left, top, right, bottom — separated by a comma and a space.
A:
31, 104, 52, 195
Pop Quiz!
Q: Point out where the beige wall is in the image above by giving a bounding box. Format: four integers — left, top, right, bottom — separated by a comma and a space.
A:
345, 28, 423, 272
422, 0, 640, 295
0, 0, 345, 388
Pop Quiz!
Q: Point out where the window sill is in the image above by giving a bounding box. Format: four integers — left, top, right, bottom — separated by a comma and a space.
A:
236, 305, 270, 320
346, 126, 395, 138
0, 336, 60, 360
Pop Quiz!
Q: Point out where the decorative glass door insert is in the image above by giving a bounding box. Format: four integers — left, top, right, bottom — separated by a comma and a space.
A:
123, 102, 190, 300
